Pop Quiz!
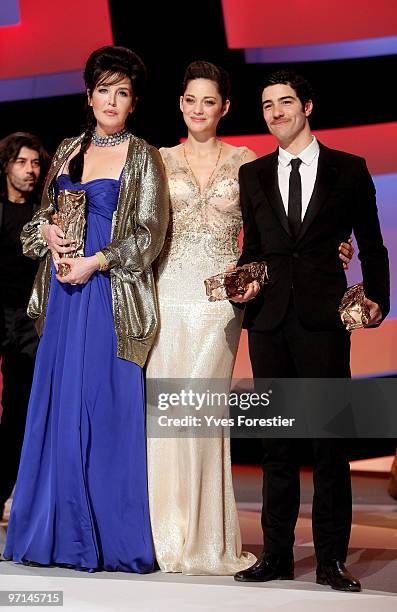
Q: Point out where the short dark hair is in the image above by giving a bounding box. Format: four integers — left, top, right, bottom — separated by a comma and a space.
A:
182, 60, 230, 105
262, 69, 314, 108
0, 132, 49, 199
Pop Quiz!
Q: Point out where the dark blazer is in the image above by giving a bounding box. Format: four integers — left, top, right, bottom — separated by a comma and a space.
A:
237, 142, 390, 332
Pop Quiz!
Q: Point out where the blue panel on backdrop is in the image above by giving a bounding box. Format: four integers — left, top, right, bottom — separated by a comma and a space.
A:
0, 0, 20, 26
0, 70, 85, 102
346, 172, 397, 319
245, 35, 397, 64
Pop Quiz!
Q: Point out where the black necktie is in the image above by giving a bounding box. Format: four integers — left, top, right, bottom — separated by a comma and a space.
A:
288, 158, 302, 238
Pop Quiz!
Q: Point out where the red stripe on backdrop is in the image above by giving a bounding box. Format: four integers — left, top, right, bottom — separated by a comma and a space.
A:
220, 123, 397, 176
233, 319, 397, 379
221, 0, 397, 48
0, 0, 113, 79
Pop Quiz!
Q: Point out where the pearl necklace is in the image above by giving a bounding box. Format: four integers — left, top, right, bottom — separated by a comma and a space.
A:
92, 128, 130, 147
183, 141, 223, 194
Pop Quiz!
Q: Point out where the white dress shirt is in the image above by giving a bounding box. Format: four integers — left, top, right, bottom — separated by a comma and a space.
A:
278, 136, 320, 220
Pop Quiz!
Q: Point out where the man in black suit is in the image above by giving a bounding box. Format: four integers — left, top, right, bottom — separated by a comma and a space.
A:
233, 71, 390, 591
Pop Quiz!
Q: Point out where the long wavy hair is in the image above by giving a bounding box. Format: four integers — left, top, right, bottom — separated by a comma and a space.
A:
69, 45, 146, 183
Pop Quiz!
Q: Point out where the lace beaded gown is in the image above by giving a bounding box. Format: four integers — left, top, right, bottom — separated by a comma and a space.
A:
4, 174, 154, 573
146, 145, 256, 575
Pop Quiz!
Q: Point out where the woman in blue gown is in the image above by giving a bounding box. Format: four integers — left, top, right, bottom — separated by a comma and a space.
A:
3, 46, 169, 572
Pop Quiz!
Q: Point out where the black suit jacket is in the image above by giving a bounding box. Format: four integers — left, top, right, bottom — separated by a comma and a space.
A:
237, 142, 390, 332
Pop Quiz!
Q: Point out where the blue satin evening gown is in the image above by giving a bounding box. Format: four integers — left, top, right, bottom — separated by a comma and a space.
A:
4, 174, 154, 573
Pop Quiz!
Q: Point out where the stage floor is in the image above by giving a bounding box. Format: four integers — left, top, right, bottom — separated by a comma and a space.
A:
1, 463, 396, 611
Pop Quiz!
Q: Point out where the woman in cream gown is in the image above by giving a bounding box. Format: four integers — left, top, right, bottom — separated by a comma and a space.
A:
146, 61, 257, 575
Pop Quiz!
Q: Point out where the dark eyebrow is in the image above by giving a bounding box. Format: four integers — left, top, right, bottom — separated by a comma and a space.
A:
184, 94, 216, 100
262, 95, 295, 106
15, 155, 40, 162
98, 82, 131, 90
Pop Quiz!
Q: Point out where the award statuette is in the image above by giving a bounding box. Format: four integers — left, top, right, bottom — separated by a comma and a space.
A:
52, 189, 86, 277
338, 283, 370, 331
204, 261, 269, 302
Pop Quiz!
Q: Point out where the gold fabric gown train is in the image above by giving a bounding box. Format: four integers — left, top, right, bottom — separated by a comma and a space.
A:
146, 145, 256, 575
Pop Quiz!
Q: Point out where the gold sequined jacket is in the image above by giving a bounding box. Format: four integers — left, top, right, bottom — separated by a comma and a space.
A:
21, 134, 169, 367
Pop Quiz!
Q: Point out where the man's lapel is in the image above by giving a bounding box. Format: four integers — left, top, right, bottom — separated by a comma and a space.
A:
297, 142, 339, 242
258, 150, 291, 238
